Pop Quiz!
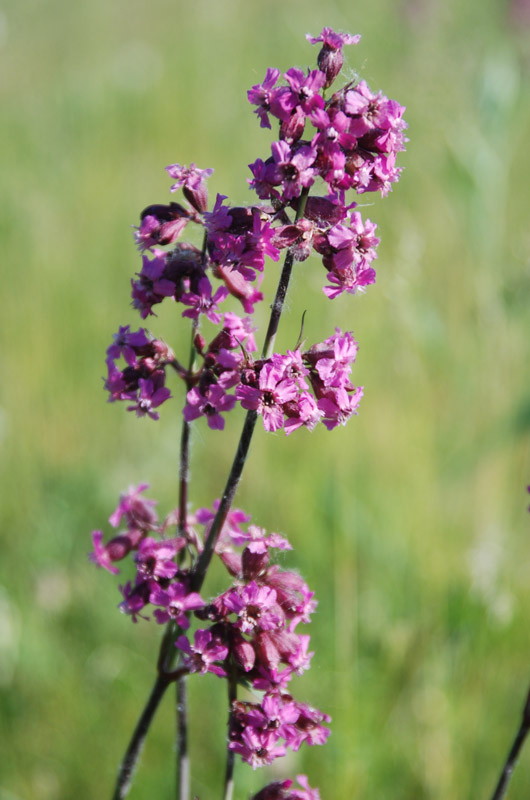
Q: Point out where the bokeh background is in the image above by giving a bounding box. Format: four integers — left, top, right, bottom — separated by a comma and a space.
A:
1, 0, 530, 798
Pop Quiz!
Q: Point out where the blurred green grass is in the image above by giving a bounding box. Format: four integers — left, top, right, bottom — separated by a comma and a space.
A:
1, 0, 530, 798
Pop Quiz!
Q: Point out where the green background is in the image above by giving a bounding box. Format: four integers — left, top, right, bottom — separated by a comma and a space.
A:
1, 0, 530, 798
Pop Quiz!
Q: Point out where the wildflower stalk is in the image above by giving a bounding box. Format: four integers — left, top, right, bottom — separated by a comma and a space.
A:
94, 28, 408, 800
489, 685, 530, 800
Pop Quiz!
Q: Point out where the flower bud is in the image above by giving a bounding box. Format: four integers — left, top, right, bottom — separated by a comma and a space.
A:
242, 547, 270, 581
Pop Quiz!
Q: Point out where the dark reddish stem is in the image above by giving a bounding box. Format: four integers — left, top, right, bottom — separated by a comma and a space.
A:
111, 668, 188, 800
490, 685, 530, 800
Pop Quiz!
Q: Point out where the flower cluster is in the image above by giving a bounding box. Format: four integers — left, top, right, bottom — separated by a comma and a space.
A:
104, 326, 174, 420
91, 489, 329, 768
90, 484, 204, 623
102, 26, 406, 433
105, 322, 361, 432
176, 504, 330, 769
237, 329, 362, 432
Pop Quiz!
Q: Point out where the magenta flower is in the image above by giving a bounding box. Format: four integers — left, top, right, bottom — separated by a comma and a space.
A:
107, 326, 149, 367
317, 385, 363, 430
222, 312, 258, 353
165, 162, 213, 213
345, 80, 393, 138
313, 329, 359, 388
264, 568, 317, 626
149, 582, 205, 628
283, 392, 323, 435
183, 384, 236, 430
282, 68, 326, 116
250, 774, 320, 800
134, 536, 180, 580
307, 27, 361, 49
104, 360, 132, 402
251, 665, 294, 693
229, 727, 286, 769
109, 483, 158, 530
287, 702, 331, 750
243, 525, 292, 554
131, 251, 176, 318
90, 530, 121, 574
291, 775, 321, 800
196, 501, 251, 549
127, 378, 171, 420
286, 634, 314, 674
180, 277, 229, 324
224, 581, 284, 634
271, 350, 309, 390
237, 363, 298, 432
245, 693, 300, 737
214, 265, 264, 314
323, 262, 376, 298
266, 141, 317, 201
134, 202, 190, 251
118, 580, 151, 623
247, 68, 288, 129
175, 629, 228, 677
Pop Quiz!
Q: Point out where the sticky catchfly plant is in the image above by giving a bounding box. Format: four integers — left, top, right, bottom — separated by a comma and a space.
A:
90, 27, 407, 800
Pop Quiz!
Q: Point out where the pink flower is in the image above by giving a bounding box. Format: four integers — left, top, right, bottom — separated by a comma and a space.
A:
175, 629, 228, 677
89, 530, 120, 574
127, 378, 171, 421
134, 537, 181, 580
183, 384, 236, 430
131, 251, 176, 318
266, 141, 318, 201
180, 277, 229, 324
165, 162, 213, 212
118, 580, 151, 623
237, 363, 298, 432
109, 484, 158, 530
224, 582, 284, 634
247, 68, 291, 128
150, 582, 205, 628
287, 703, 331, 750
229, 727, 286, 769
